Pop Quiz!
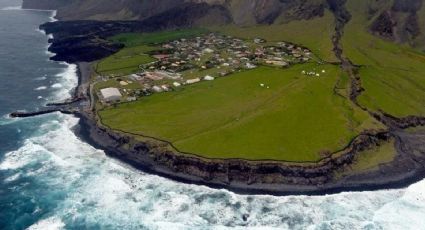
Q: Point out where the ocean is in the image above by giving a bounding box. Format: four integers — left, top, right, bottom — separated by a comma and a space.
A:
0, 1, 425, 229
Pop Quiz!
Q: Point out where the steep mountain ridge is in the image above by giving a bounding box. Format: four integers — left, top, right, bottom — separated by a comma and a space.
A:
22, 0, 425, 49
22, 0, 326, 24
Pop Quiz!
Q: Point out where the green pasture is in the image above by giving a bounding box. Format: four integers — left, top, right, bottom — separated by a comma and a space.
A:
99, 64, 382, 162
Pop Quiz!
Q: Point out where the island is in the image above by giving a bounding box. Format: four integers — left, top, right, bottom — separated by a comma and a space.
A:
13, 0, 425, 195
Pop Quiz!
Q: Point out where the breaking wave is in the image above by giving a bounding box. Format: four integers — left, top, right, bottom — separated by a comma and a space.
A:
0, 6, 21, 10
34, 86, 47, 91
50, 63, 78, 101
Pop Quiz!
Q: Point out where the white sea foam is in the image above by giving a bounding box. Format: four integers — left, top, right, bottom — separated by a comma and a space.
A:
50, 63, 78, 101
4, 172, 21, 182
0, 114, 17, 125
0, 6, 21, 10
35, 76, 47, 81
1, 113, 424, 229
27, 216, 65, 230
34, 86, 47, 91
51, 83, 62, 89
49, 10, 57, 22
0, 141, 46, 170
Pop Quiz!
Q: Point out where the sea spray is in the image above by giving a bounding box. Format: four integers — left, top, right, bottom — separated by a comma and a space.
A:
51, 63, 78, 101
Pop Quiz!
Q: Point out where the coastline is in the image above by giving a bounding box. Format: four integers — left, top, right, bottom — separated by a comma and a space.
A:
9, 13, 425, 195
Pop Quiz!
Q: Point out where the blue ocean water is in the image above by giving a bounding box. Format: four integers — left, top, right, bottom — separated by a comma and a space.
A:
1, 1, 425, 229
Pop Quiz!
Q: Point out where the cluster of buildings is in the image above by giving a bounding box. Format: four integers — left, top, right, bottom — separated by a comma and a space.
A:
97, 33, 317, 104
302, 69, 326, 77
142, 33, 313, 75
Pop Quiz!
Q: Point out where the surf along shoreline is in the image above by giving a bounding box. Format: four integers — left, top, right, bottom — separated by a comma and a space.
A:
10, 14, 425, 195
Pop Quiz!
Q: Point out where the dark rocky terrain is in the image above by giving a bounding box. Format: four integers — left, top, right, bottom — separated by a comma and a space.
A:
369, 0, 424, 48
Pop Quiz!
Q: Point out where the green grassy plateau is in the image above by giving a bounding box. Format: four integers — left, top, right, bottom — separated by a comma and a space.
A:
99, 64, 381, 162
96, 45, 157, 76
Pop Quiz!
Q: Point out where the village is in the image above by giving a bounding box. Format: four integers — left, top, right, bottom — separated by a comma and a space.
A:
96, 33, 319, 104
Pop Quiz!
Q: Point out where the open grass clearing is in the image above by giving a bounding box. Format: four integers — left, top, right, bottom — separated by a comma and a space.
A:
96, 45, 157, 76
99, 64, 382, 162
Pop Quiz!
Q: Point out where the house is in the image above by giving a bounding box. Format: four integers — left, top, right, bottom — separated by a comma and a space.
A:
152, 85, 163, 93
254, 38, 266, 44
186, 78, 201, 84
246, 63, 257, 69
145, 72, 164, 81
100, 88, 122, 102
203, 48, 214, 53
130, 74, 143, 81
161, 85, 170, 91
265, 60, 288, 67
204, 75, 215, 81
127, 97, 137, 102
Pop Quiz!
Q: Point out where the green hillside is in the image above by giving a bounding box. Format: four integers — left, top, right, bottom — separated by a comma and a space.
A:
342, 0, 425, 117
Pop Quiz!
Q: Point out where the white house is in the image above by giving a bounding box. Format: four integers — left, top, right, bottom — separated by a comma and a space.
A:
152, 86, 163, 93
100, 88, 122, 102
203, 48, 214, 54
204, 75, 215, 81
186, 78, 201, 84
246, 63, 257, 69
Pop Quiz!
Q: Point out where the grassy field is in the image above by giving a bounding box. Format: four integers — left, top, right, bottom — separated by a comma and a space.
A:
96, 45, 157, 76
212, 9, 337, 63
110, 28, 208, 47
99, 64, 382, 162
342, 0, 425, 117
